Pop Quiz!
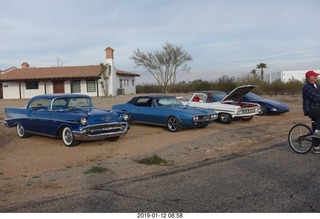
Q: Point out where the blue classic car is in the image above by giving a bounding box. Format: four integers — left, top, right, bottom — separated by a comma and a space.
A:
112, 95, 218, 132
3, 94, 130, 146
241, 92, 289, 115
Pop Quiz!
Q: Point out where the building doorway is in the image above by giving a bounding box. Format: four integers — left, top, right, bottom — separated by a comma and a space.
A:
53, 81, 65, 93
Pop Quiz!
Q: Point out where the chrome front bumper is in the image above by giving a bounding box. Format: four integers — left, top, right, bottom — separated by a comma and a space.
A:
73, 122, 130, 141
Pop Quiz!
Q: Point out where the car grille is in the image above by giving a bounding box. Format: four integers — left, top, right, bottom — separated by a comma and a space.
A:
85, 123, 128, 135
193, 114, 215, 122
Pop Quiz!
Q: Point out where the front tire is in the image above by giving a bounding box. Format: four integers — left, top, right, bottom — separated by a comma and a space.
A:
62, 126, 79, 147
16, 123, 30, 138
167, 116, 183, 132
258, 105, 267, 116
217, 113, 232, 124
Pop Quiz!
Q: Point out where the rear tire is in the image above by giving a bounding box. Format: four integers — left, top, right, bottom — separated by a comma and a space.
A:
62, 126, 79, 147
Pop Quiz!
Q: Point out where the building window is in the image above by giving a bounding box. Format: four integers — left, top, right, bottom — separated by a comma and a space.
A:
87, 80, 96, 92
71, 80, 81, 93
26, 82, 39, 90
119, 79, 123, 88
132, 80, 135, 86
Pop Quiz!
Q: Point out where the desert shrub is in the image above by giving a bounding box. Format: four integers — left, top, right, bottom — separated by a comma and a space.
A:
135, 154, 168, 165
190, 79, 213, 91
136, 84, 162, 93
136, 76, 303, 95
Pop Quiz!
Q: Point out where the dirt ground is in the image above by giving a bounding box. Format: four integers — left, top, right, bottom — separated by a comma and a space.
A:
0, 93, 310, 209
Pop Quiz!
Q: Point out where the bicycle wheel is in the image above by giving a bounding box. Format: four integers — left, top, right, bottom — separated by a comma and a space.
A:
288, 124, 313, 154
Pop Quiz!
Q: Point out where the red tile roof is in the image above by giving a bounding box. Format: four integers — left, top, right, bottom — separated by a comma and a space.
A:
116, 69, 140, 77
0, 65, 140, 81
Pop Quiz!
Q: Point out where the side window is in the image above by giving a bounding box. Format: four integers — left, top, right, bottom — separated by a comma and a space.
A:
191, 95, 206, 102
27, 99, 50, 111
191, 95, 200, 102
134, 98, 152, 107
52, 99, 67, 110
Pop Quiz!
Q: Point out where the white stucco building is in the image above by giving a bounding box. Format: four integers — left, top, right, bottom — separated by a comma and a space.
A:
264, 70, 320, 83
0, 47, 140, 99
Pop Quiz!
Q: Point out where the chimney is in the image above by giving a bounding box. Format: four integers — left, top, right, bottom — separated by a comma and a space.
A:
21, 62, 29, 69
105, 47, 114, 59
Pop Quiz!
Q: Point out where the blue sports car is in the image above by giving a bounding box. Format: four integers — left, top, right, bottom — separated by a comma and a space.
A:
241, 92, 289, 115
4, 94, 130, 146
112, 95, 218, 132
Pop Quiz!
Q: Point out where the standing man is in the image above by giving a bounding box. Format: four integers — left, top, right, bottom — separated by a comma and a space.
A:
302, 70, 320, 154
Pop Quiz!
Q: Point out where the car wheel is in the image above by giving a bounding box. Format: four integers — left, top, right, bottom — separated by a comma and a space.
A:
167, 116, 183, 132
218, 113, 232, 124
258, 105, 267, 116
62, 126, 79, 147
16, 123, 30, 138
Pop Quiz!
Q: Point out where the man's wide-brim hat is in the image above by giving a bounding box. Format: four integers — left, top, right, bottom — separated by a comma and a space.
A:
306, 70, 320, 78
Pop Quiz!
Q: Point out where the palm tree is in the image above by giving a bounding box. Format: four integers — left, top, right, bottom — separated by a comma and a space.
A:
250, 69, 258, 80
257, 63, 268, 81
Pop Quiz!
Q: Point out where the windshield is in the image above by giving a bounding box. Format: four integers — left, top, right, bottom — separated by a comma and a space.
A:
210, 92, 226, 101
212, 93, 227, 101
156, 97, 183, 107
245, 92, 263, 101
52, 97, 93, 110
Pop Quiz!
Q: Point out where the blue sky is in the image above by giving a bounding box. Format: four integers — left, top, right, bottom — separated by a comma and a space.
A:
1, 0, 319, 84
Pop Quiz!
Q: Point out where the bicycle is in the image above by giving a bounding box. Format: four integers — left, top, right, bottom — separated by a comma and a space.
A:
288, 120, 319, 154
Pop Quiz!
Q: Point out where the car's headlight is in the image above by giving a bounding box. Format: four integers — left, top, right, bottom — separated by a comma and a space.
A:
193, 116, 199, 122
122, 113, 130, 121
80, 117, 88, 126
211, 114, 218, 120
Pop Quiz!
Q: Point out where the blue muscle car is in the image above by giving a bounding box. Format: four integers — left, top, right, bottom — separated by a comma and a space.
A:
112, 95, 218, 132
3, 94, 130, 146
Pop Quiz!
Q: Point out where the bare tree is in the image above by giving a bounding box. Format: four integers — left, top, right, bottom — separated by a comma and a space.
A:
55, 57, 65, 67
130, 42, 192, 93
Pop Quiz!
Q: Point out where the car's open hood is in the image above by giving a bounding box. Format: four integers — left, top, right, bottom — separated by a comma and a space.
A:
222, 85, 257, 101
